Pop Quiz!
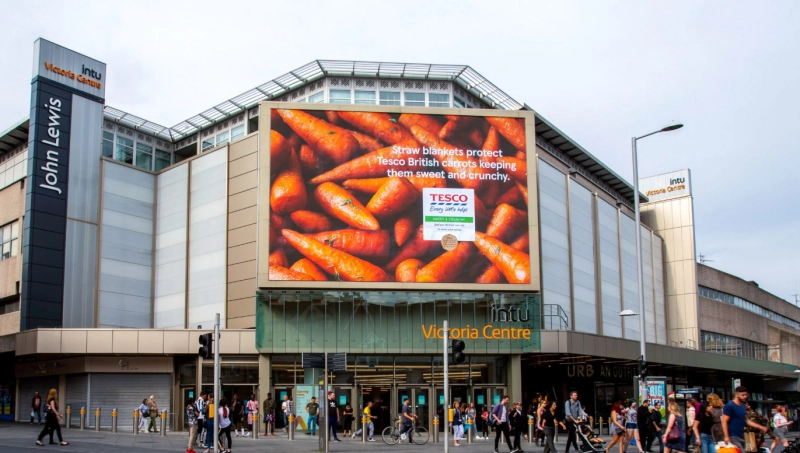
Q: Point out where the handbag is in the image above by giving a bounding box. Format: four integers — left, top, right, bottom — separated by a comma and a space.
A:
744, 432, 757, 453
666, 422, 681, 442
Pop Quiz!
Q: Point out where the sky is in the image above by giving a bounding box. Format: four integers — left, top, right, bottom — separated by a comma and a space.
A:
1, 1, 798, 304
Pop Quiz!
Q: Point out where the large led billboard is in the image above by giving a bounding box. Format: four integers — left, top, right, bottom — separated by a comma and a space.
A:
258, 103, 538, 291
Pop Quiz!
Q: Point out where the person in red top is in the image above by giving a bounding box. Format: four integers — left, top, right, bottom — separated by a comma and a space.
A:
31, 391, 43, 424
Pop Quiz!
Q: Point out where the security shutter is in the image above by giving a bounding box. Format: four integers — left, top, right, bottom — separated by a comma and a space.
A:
88, 373, 171, 429
17, 376, 59, 421
65, 375, 88, 427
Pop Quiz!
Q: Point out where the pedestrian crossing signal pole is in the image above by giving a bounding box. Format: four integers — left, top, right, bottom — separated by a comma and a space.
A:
443, 320, 449, 453
214, 313, 220, 453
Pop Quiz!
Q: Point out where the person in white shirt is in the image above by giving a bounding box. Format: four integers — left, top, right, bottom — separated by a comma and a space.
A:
217, 398, 232, 453
770, 406, 793, 452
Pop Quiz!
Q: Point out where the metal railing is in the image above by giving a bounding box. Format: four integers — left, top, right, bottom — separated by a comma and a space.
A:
543, 304, 570, 330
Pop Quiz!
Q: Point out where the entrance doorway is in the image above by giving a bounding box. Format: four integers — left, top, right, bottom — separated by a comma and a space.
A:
473, 386, 508, 412
273, 386, 293, 430
397, 386, 432, 433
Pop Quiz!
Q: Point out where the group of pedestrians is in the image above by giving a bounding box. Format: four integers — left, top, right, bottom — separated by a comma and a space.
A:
185, 391, 234, 453
137, 395, 160, 433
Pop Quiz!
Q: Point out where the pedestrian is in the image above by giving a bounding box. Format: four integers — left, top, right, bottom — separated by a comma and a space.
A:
305, 396, 319, 436
607, 402, 626, 453
31, 391, 43, 424
399, 397, 417, 444
467, 402, 477, 439
231, 395, 243, 437
637, 400, 651, 452
647, 402, 665, 453
204, 394, 216, 452
451, 400, 464, 447
342, 403, 354, 438
491, 395, 518, 453
262, 393, 275, 436
195, 391, 207, 446
745, 404, 771, 450
246, 394, 258, 436
353, 401, 376, 441
536, 396, 550, 446
217, 398, 232, 453
692, 401, 716, 453
138, 398, 149, 432
35, 388, 68, 446
624, 401, 644, 453
327, 391, 341, 442
186, 397, 199, 453
540, 401, 566, 453
565, 391, 587, 453
685, 398, 696, 451
663, 401, 686, 453
148, 395, 159, 433
481, 405, 490, 440
770, 406, 793, 453
721, 387, 766, 452
511, 401, 527, 453
281, 394, 291, 433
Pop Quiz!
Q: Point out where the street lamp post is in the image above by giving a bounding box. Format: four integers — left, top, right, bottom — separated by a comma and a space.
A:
630, 124, 683, 364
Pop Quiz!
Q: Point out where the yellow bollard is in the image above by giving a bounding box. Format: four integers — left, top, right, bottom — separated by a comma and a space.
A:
287, 415, 295, 440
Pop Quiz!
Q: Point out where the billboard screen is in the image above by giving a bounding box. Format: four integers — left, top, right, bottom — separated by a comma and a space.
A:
263, 105, 535, 287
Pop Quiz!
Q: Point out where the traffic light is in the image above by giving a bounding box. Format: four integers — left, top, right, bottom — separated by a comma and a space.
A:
198, 333, 213, 359
638, 358, 648, 379
451, 339, 466, 364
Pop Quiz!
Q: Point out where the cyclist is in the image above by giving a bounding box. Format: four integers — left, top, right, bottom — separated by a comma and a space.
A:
399, 398, 418, 443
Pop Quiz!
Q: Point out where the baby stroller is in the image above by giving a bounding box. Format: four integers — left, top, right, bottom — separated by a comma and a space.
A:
778, 437, 800, 453
575, 422, 605, 453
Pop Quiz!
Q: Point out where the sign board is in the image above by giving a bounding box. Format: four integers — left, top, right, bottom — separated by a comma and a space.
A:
639, 169, 692, 203
33, 38, 107, 100
678, 389, 700, 395
301, 353, 347, 371
423, 188, 476, 241
645, 377, 667, 417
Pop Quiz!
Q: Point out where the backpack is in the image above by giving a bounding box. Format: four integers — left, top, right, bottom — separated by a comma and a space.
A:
142, 405, 149, 416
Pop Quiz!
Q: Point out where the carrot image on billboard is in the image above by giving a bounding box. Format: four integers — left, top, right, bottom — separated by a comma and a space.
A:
267, 108, 531, 284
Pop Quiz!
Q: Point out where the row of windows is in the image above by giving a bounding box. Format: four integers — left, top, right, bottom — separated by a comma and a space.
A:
698, 285, 800, 330
700, 330, 768, 361
201, 124, 245, 152
103, 131, 172, 172
0, 220, 19, 261
328, 89, 450, 107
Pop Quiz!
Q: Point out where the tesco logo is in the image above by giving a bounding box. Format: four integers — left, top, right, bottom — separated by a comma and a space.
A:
430, 193, 469, 202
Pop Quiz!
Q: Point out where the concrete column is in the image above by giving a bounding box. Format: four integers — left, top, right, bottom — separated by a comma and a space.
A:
258, 354, 272, 406
508, 355, 522, 404
59, 374, 67, 426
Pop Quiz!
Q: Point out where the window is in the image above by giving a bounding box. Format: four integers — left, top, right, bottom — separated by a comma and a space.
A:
698, 286, 800, 330
115, 136, 134, 164
135, 142, 153, 171
308, 92, 324, 103
330, 89, 351, 104
102, 131, 114, 158
404, 92, 425, 107
701, 331, 768, 361
0, 221, 19, 261
201, 137, 214, 152
154, 150, 171, 172
354, 90, 376, 105
429, 93, 450, 108
231, 125, 245, 142
0, 299, 19, 314
216, 130, 230, 147
379, 91, 401, 106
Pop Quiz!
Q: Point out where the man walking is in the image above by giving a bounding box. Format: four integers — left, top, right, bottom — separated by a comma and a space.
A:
637, 399, 651, 451
491, 395, 518, 453
148, 395, 159, 433
262, 393, 275, 436
306, 396, 319, 435
647, 402, 664, 453
564, 391, 586, 453
31, 391, 43, 424
204, 394, 215, 453
399, 398, 417, 444
195, 392, 207, 446
282, 395, 293, 434
353, 401, 377, 441
186, 397, 199, 453
327, 392, 341, 442
722, 386, 767, 452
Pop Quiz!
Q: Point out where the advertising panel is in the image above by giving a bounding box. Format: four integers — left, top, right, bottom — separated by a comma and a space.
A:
262, 104, 535, 288
643, 377, 667, 417
639, 169, 691, 202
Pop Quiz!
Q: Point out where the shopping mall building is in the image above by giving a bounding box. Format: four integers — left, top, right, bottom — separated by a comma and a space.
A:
0, 39, 797, 430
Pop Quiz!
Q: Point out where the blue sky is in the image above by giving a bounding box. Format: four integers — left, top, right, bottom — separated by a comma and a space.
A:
1, 0, 798, 303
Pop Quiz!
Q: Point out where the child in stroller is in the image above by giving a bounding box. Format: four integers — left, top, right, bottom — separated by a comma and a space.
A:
576, 422, 606, 453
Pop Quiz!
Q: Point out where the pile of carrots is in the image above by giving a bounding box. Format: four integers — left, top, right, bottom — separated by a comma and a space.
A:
267, 109, 532, 284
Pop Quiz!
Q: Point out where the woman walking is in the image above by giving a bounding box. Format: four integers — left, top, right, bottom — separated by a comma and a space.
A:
540, 401, 566, 453
246, 394, 258, 436
480, 405, 490, 440
606, 402, 626, 453
511, 401, 527, 453
692, 402, 716, 453
624, 401, 643, 453
36, 388, 68, 446
662, 402, 685, 453
450, 401, 464, 446
138, 398, 149, 432
217, 398, 232, 453
770, 406, 794, 453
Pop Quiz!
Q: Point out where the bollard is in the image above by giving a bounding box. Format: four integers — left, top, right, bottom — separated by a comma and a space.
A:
287, 415, 295, 440
95, 407, 101, 431
79, 406, 86, 430
160, 410, 167, 436
111, 408, 118, 433
65, 406, 72, 429
528, 417, 534, 444
554, 419, 559, 442
467, 416, 473, 443
433, 415, 439, 443
599, 417, 604, 436
361, 415, 368, 442
133, 409, 139, 434
251, 410, 259, 440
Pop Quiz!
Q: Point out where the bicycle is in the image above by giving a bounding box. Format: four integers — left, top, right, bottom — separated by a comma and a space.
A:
382, 417, 429, 445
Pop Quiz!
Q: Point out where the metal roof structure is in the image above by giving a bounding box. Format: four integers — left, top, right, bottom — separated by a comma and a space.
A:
0, 117, 29, 155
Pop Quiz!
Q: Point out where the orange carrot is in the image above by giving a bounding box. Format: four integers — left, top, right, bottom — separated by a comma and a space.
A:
464, 120, 490, 148
298, 144, 330, 176
482, 126, 500, 152
395, 258, 425, 283
349, 130, 385, 153
517, 181, 528, 205
485, 203, 528, 243
307, 229, 390, 261
277, 109, 360, 164
289, 210, 335, 233
398, 114, 443, 136
270, 149, 307, 215
269, 225, 278, 251
337, 111, 417, 145
366, 177, 419, 219
268, 249, 288, 267
438, 117, 470, 141
477, 126, 501, 206
495, 185, 524, 208
486, 117, 527, 153
475, 234, 529, 283
474, 196, 491, 232
309, 141, 420, 184
290, 258, 328, 281
385, 225, 440, 271
281, 229, 388, 282
343, 178, 387, 194
496, 156, 527, 184
314, 182, 380, 230
473, 232, 531, 284
271, 212, 291, 231
270, 130, 292, 170
416, 242, 476, 283
269, 264, 314, 281
394, 214, 416, 247
410, 125, 491, 191
325, 111, 344, 126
